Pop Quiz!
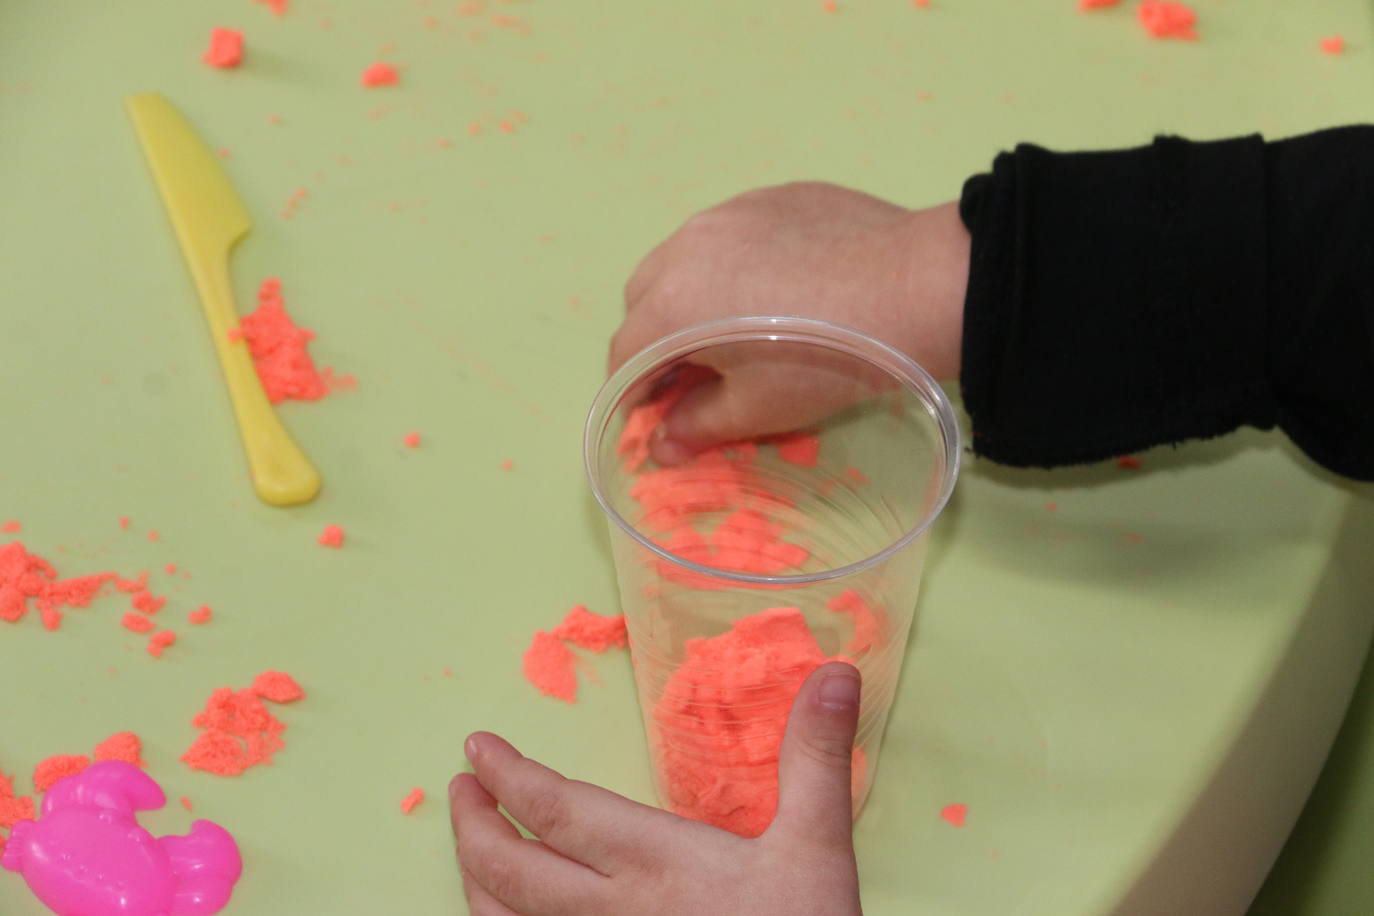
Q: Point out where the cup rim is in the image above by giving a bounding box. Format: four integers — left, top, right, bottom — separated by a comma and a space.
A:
584, 316, 961, 585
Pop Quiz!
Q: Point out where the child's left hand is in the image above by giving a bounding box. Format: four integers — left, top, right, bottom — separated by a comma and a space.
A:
449, 661, 865, 916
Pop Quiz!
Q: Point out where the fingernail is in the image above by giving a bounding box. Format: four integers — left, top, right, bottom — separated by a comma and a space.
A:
818, 673, 860, 711
464, 735, 480, 762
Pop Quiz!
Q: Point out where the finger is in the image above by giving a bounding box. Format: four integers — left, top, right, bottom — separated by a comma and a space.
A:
465, 731, 685, 874
607, 303, 672, 376
769, 662, 862, 849
449, 772, 608, 916
460, 864, 522, 916
645, 363, 837, 465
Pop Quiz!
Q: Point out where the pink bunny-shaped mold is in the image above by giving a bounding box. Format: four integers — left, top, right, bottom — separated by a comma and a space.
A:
1, 761, 241, 916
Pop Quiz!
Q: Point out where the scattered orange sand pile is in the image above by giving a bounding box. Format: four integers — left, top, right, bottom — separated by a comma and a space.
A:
1137, 1, 1197, 40
237, 279, 350, 403
941, 803, 968, 827
361, 63, 399, 87
1, 541, 115, 632
522, 631, 578, 703
552, 604, 628, 652
400, 788, 425, 814
181, 671, 304, 776
122, 612, 155, 634
147, 630, 177, 659
203, 28, 244, 69
523, 605, 628, 702
317, 525, 345, 548
94, 732, 147, 768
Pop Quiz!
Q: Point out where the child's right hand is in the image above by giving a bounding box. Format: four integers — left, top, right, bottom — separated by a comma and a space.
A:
609, 182, 969, 464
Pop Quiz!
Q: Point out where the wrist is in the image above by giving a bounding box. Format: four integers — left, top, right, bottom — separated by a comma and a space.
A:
899, 200, 969, 381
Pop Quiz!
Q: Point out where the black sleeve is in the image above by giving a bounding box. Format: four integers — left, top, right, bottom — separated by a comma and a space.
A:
958, 127, 1374, 481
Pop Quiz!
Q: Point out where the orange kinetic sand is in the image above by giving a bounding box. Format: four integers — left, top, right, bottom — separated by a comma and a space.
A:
1, 521, 20, 533
115, 572, 149, 593
1321, 35, 1344, 54
361, 62, 399, 87
280, 187, 308, 221
553, 605, 628, 652
317, 524, 345, 548
632, 451, 756, 522
93, 732, 146, 768
189, 605, 213, 625
203, 27, 244, 68
0, 790, 35, 854
256, 0, 288, 15
1117, 455, 1142, 470
522, 631, 578, 703
1, 541, 115, 629
182, 673, 303, 776
615, 376, 698, 472
0, 792, 35, 831
1078, 0, 1119, 9
776, 433, 821, 468
122, 612, 156, 634
940, 803, 968, 827
826, 590, 882, 654
1, 769, 36, 839
251, 670, 305, 704
240, 278, 334, 403
1137, 1, 1197, 40
653, 608, 849, 837
400, 788, 425, 814
131, 590, 166, 615
147, 630, 177, 659
649, 506, 810, 587
33, 755, 91, 794
403, 432, 421, 448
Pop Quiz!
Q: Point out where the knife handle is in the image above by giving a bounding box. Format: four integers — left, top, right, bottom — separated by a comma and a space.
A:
192, 256, 323, 506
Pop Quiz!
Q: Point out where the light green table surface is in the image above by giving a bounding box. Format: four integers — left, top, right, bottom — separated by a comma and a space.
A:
3, 1, 1372, 914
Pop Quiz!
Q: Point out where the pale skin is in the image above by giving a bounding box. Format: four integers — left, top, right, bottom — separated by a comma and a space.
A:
450, 183, 973, 914
612, 182, 970, 464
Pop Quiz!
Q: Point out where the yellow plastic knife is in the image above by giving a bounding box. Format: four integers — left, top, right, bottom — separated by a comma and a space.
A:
126, 92, 321, 506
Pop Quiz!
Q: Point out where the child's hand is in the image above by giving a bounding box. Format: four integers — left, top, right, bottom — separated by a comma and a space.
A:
450, 662, 865, 916
609, 182, 969, 464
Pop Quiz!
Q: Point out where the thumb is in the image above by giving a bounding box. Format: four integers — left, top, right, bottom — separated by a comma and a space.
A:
769, 661, 862, 847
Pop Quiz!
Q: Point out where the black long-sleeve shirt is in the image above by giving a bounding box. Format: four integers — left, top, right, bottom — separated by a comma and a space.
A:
959, 127, 1374, 482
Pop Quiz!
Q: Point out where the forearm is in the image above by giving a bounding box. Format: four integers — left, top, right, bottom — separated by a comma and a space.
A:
955, 128, 1374, 480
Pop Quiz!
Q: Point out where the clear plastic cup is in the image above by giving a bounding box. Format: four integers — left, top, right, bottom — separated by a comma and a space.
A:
584, 316, 959, 837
